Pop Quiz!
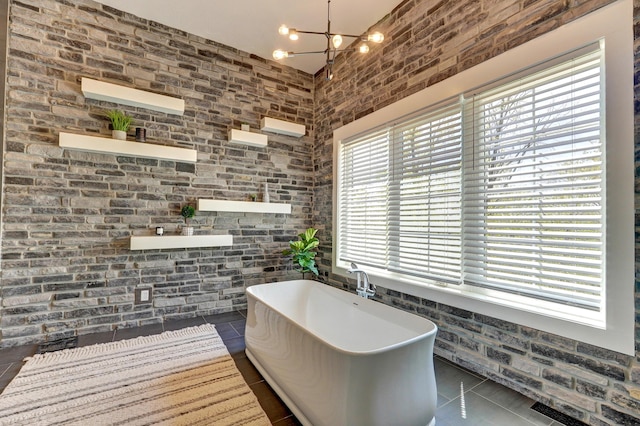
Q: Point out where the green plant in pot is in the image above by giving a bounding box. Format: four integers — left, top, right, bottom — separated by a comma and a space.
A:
283, 228, 319, 278
180, 205, 195, 236
106, 109, 133, 141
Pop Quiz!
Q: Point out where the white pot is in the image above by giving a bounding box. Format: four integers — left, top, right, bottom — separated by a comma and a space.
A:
181, 226, 194, 236
112, 130, 127, 140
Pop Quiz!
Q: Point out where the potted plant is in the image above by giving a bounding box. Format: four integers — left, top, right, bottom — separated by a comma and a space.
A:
180, 205, 195, 236
106, 109, 133, 140
282, 228, 319, 278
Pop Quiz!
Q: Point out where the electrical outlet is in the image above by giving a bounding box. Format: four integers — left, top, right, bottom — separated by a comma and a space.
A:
134, 287, 152, 305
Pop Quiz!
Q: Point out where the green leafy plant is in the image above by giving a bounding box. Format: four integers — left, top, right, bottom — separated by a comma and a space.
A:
106, 109, 133, 131
283, 228, 319, 277
180, 205, 195, 226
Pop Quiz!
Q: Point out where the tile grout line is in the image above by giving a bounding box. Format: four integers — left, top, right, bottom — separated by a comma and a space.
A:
464, 377, 488, 393
0, 362, 13, 381
469, 390, 555, 426
229, 322, 244, 336
436, 356, 487, 380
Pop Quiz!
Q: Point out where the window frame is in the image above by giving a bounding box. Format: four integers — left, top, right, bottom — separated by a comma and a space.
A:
332, 0, 634, 355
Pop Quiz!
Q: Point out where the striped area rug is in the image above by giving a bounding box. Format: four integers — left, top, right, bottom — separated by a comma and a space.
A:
0, 324, 270, 426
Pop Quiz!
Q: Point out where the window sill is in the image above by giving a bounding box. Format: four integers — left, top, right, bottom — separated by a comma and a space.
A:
333, 261, 631, 355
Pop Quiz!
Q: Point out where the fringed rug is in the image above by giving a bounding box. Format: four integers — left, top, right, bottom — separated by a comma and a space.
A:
0, 324, 270, 426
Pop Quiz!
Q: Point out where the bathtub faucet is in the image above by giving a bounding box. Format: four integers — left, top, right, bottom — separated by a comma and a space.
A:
347, 263, 376, 299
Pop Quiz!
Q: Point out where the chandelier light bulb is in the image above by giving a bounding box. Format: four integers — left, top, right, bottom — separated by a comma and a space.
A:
331, 34, 343, 49
278, 25, 289, 36
367, 32, 384, 43
288, 29, 299, 41
326, 68, 333, 81
272, 49, 289, 60
359, 44, 370, 54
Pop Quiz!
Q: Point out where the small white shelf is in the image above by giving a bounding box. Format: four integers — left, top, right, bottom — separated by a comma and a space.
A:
130, 235, 233, 250
260, 117, 305, 138
81, 77, 185, 116
198, 199, 292, 214
228, 129, 268, 148
59, 132, 197, 163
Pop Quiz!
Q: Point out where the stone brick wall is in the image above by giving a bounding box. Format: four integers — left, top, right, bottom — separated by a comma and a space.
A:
0, 0, 315, 347
312, 0, 640, 425
0, 0, 6, 235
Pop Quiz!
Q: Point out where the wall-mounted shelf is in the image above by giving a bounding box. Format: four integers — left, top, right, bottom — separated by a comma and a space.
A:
59, 132, 197, 163
198, 199, 292, 214
81, 77, 185, 116
130, 235, 233, 250
228, 129, 268, 148
260, 117, 305, 138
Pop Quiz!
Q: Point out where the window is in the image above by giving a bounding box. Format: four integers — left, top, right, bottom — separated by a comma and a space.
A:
339, 102, 462, 283
339, 46, 603, 306
333, 0, 633, 355
463, 47, 604, 312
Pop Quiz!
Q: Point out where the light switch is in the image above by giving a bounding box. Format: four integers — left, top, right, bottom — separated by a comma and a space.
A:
134, 287, 153, 305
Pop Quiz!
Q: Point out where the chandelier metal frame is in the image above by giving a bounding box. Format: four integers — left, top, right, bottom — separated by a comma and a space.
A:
272, 0, 384, 80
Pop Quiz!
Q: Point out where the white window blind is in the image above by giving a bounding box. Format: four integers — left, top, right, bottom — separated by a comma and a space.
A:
339, 128, 390, 267
388, 105, 462, 282
338, 45, 604, 312
463, 47, 604, 311
339, 103, 462, 283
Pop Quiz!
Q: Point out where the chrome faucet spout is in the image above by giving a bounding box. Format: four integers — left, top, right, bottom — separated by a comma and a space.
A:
347, 262, 360, 273
347, 263, 376, 299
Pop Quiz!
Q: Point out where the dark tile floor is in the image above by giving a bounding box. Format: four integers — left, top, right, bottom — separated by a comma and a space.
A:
0, 310, 565, 426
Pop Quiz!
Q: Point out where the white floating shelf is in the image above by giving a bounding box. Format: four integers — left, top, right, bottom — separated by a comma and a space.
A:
59, 132, 197, 163
198, 199, 292, 214
130, 235, 233, 250
228, 129, 268, 148
260, 117, 305, 138
81, 77, 185, 116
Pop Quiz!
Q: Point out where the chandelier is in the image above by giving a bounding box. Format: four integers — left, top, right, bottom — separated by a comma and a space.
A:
272, 0, 384, 81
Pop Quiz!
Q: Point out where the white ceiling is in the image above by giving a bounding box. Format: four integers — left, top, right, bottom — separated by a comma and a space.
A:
93, 0, 400, 75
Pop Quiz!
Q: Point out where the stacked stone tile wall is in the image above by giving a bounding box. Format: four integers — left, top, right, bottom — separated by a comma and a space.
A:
0, 0, 6, 222
313, 0, 640, 424
0, 0, 314, 348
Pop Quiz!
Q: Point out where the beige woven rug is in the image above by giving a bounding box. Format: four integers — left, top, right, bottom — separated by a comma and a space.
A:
0, 324, 270, 426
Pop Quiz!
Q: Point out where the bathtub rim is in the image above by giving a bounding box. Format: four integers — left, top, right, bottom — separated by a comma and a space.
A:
245, 279, 438, 356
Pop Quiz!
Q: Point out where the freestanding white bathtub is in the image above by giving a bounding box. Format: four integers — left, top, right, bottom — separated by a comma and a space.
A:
245, 279, 438, 426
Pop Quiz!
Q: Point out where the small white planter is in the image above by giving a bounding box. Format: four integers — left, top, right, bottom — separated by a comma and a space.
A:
112, 130, 127, 140
181, 226, 194, 236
